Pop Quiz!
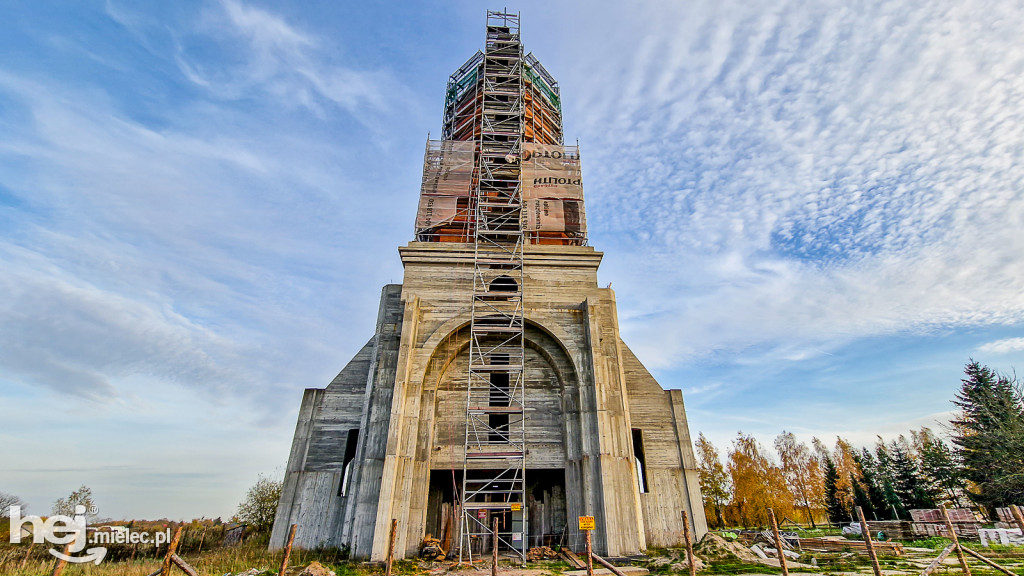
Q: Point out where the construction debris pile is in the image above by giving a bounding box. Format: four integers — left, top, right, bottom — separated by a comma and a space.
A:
692, 533, 761, 564
297, 562, 336, 576
525, 546, 561, 561
911, 508, 982, 538
647, 551, 705, 573
801, 536, 904, 556
420, 537, 447, 561
749, 530, 801, 561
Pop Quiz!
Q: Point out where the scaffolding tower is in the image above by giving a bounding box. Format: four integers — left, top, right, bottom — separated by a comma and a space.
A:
459, 11, 528, 563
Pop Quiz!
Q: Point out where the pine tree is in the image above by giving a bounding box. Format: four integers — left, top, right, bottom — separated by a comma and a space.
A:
881, 477, 903, 520
951, 360, 1024, 512
875, 441, 906, 519
851, 472, 874, 520
916, 429, 964, 507
823, 455, 847, 524
890, 439, 935, 510
858, 449, 892, 520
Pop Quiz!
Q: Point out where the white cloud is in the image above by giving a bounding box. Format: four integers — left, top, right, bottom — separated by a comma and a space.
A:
5, 0, 1023, 518
978, 337, 1024, 355
172, 0, 411, 119
557, 0, 1024, 368
0, 66, 405, 411
0, 5, 420, 516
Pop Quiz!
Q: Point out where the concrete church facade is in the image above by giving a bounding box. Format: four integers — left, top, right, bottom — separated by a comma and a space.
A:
270, 13, 707, 561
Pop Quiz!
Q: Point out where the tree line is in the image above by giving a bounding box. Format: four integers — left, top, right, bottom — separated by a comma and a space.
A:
695, 360, 1024, 528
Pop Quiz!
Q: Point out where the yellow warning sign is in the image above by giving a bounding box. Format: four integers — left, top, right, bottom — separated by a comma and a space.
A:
578, 516, 595, 531
511, 503, 521, 511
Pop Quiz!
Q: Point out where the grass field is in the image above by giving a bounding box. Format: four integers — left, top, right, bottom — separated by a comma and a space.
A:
1, 534, 1022, 576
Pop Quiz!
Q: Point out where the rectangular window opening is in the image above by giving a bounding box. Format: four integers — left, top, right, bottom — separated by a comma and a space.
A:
631, 428, 649, 494
489, 413, 509, 443
339, 428, 359, 497
489, 372, 510, 406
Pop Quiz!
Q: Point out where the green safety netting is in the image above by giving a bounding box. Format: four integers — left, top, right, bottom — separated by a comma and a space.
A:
445, 68, 480, 109
525, 65, 561, 112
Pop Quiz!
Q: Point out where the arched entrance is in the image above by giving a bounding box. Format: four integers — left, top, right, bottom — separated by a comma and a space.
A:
419, 321, 580, 554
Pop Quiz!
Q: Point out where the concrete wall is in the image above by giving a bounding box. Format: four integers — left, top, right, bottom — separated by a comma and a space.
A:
271, 243, 707, 558
270, 285, 404, 552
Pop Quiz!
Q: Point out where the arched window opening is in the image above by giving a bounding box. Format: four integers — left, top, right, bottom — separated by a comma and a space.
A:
489, 275, 518, 292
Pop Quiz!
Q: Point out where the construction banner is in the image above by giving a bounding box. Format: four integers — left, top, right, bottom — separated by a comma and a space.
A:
522, 143, 583, 201
420, 140, 475, 197
524, 198, 586, 233
415, 195, 465, 229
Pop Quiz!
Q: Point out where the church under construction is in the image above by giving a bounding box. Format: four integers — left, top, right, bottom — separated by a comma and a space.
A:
270, 11, 708, 561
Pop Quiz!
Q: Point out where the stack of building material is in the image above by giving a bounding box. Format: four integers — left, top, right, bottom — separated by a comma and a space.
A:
866, 520, 914, 541
978, 528, 1024, 547
910, 509, 982, 540
559, 549, 587, 569
420, 537, 447, 561
799, 537, 904, 556
526, 546, 561, 561
994, 507, 1024, 530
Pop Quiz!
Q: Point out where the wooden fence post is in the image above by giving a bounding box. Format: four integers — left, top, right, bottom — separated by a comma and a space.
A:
584, 528, 594, 576
279, 524, 298, 576
385, 519, 398, 576
682, 510, 697, 576
50, 542, 72, 576
856, 506, 882, 576
769, 509, 789, 576
196, 526, 208, 557
941, 505, 971, 576
161, 526, 183, 576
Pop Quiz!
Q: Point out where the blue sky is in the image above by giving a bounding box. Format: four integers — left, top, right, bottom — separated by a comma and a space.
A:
2, 0, 1023, 520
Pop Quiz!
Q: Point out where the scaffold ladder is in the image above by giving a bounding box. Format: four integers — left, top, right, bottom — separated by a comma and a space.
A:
459, 10, 528, 564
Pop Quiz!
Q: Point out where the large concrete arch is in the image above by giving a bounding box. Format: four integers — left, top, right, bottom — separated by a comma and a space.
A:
400, 319, 585, 553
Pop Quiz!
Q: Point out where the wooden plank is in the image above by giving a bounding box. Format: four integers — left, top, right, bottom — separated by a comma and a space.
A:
279, 524, 297, 576
962, 546, 1015, 576
561, 549, 587, 569
592, 554, 628, 576
770, 509, 790, 576
1012, 505, 1024, 533
941, 506, 971, 576
682, 510, 697, 576
857, 506, 882, 576
50, 542, 71, 576
171, 554, 200, 576
920, 544, 954, 576
800, 537, 903, 555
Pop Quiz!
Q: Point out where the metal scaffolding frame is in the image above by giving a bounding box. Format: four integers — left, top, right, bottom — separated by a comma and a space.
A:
425, 9, 582, 247
409, 10, 585, 561
458, 10, 528, 564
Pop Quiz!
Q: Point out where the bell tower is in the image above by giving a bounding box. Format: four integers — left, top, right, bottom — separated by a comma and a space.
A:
271, 11, 707, 561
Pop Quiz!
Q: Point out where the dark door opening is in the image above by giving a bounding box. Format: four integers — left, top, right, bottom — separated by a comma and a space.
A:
427, 468, 567, 555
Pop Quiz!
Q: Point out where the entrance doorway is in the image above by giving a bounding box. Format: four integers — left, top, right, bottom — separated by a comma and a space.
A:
426, 469, 567, 555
